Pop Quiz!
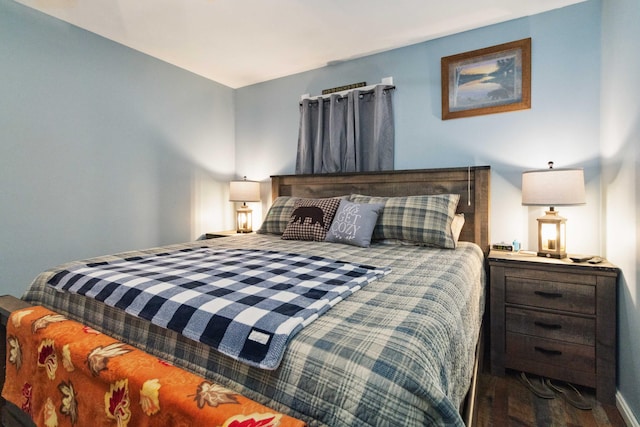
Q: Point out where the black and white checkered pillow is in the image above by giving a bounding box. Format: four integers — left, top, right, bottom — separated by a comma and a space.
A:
281, 198, 341, 241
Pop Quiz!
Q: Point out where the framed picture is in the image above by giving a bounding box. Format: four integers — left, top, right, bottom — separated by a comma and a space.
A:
441, 38, 531, 120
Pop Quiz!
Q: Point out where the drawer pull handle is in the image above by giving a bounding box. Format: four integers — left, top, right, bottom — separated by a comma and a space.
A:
534, 291, 563, 299
534, 321, 562, 330
534, 346, 562, 356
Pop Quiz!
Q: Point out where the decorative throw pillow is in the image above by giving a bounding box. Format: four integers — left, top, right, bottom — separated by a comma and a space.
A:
349, 193, 461, 249
257, 197, 299, 235
281, 198, 341, 241
451, 213, 465, 246
325, 200, 384, 247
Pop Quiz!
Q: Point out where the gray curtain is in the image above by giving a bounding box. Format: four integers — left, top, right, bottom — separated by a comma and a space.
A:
296, 84, 394, 174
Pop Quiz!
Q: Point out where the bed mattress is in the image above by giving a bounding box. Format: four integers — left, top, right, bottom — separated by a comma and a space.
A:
23, 233, 485, 426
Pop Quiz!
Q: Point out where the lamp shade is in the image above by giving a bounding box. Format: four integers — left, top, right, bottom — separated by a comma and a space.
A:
229, 178, 260, 202
522, 168, 585, 207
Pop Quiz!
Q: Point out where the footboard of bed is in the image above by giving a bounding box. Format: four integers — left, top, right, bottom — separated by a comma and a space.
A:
0, 295, 36, 427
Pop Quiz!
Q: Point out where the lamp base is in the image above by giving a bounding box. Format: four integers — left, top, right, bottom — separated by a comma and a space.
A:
235, 205, 253, 233
535, 209, 567, 259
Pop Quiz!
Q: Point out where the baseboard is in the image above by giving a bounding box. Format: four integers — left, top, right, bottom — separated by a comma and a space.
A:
617, 391, 640, 427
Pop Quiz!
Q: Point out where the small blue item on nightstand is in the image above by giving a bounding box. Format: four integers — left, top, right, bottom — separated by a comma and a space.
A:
512, 240, 521, 252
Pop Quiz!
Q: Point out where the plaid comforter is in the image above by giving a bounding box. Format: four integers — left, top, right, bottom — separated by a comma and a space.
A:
46, 248, 389, 369
23, 234, 485, 427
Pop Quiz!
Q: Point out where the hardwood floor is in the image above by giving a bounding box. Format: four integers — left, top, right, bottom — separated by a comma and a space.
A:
475, 370, 627, 427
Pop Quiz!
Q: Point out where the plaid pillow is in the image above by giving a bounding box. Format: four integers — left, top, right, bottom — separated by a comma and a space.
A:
349, 194, 460, 248
281, 198, 341, 241
257, 197, 299, 235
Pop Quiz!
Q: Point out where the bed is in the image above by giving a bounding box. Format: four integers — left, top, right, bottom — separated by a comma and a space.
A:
1, 166, 490, 427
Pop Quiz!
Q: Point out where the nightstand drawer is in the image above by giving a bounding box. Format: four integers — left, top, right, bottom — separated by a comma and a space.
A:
506, 332, 595, 373
505, 277, 595, 314
506, 307, 595, 346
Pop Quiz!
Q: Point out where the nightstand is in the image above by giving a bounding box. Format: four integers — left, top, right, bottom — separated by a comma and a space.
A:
488, 251, 618, 403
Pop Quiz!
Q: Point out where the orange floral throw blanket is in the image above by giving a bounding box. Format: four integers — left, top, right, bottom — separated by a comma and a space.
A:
2, 306, 305, 427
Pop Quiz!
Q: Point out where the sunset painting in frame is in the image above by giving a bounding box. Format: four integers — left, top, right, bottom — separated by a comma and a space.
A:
441, 38, 531, 120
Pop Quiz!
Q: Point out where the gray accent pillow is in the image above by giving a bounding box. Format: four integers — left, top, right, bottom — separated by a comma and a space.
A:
325, 200, 384, 247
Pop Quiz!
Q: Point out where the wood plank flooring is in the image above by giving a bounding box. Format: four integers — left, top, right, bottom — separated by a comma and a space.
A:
475, 371, 627, 427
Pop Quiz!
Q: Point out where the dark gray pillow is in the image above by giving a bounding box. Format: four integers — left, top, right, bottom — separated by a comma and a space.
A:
325, 200, 384, 247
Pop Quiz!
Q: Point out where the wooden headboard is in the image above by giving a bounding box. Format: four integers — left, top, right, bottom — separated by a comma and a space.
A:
271, 166, 491, 253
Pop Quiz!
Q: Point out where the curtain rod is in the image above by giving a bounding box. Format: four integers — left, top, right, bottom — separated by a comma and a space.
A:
300, 77, 394, 102
300, 84, 395, 103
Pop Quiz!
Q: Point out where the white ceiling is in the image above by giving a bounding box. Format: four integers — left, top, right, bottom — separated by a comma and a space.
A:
16, 0, 585, 89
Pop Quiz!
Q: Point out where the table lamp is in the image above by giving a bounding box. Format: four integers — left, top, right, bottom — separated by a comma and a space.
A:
521, 161, 585, 258
229, 177, 260, 233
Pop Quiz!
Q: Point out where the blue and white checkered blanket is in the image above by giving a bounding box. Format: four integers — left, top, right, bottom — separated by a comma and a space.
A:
47, 247, 390, 369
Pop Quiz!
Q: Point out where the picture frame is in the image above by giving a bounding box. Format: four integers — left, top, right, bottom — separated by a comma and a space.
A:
441, 38, 531, 120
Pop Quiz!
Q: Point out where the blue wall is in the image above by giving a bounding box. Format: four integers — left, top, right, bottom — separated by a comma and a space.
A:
2, 0, 638, 422
0, 0, 237, 297
236, 1, 603, 257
